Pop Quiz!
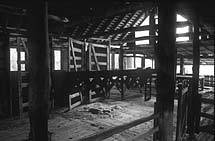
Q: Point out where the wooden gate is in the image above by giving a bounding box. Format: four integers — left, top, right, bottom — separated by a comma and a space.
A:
176, 80, 190, 141
10, 36, 29, 117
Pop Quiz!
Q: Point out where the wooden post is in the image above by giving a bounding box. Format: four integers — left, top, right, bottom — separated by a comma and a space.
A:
119, 45, 124, 100
88, 44, 92, 71
17, 37, 23, 118
179, 57, 184, 75
107, 40, 111, 70
187, 11, 200, 138
91, 45, 100, 71
141, 55, 145, 68
0, 32, 10, 116
111, 53, 115, 70
68, 37, 71, 72
82, 39, 87, 71
152, 58, 154, 69
150, 8, 156, 69
27, 1, 50, 140
156, 1, 176, 141
49, 36, 54, 110
70, 39, 77, 71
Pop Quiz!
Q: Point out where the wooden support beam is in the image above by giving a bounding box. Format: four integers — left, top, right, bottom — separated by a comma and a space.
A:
156, 1, 176, 141
149, 8, 156, 69
69, 38, 77, 71
179, 57, 184, 74
119, 45, 124, 100
0, 32, 11, 116
107, 40, 111, 70
112, 35, 156, 45
141, 55, 145, 68
91, 45, 100, 71
78, 114, 158, 141
16, 37, 23, 117
27, 1, 50, 140
81, 20, 190, 39
82, 39, 87, 71
67, 37, 71, 72
187, 11, 200, 138
88, 44, 92, 71
111, 53, 115, 70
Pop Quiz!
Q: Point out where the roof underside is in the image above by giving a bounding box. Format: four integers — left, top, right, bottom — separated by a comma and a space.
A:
0, 1, 214, 65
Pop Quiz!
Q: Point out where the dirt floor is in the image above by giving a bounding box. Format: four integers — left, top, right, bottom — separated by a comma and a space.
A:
0, 88, 213, 141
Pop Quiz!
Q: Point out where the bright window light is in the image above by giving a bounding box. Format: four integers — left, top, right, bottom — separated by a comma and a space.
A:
140, 16, 149, 26
126, 57, 135, 69
20, 51, 25, 61
177, 14, 187, 22
114, 54, 119, 69
135, 57, 142, 68
176, 26, 189, 34
184, 65, 192, 74
135, 30, 149, 38
21, 64, 25, 71
155, 15, 158, 24
136, 40, 149, 45
145, 59, 152, 68
135, 30, 149, 45
10, 48, 18, 71
176, 65, 180, 74
110, 45, 120, 48
54, 50, 61, 70
176, 36, 189, 42
200, 65, 214, 75
135, 16, 150, 45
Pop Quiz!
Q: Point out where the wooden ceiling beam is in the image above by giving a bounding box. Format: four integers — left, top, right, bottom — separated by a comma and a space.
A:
81, 20, 191, 39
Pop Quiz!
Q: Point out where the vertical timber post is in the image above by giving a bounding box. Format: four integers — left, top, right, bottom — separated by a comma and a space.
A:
187, 10, 200, 139
82, 39, 87, 71
156, 1, 176, 141
28, 1, 50, 140
0, 32, 10, 116
49, 36, 54, 110
180, 57, 184, 75
141, 55, 145, 68
111, 53, 115, 70
107, 40, 111, 70
150, 8, 156, 70
133, 53, 136, 69
119, 45, 124, 100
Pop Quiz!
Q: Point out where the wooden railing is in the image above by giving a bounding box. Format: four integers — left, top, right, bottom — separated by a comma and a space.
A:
53, 69, 154, 107
204, 75, 214, 88
195, 90, 214, 135
176, 82, 190, 141
75, 110, 159, 141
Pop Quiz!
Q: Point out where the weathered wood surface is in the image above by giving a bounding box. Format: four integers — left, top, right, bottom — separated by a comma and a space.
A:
187, 10, 200, 138
156, 1, 176, 141
0, 92, 155, 141
27, 1, 50, 140
0, 89, 214, 141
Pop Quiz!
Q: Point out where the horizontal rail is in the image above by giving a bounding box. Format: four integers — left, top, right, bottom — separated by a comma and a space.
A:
91, 62, 107, 66
200, 112, 214, 120
61, 69, 155, 79
182, 87, 189, 95
130, 126, 159, 141
199, 125, 214, 134
91, 43, 107, 48
73, 47, 82, 53
71, 38, 84, 45
77, 113, 158, 141
201, 98, 214, 104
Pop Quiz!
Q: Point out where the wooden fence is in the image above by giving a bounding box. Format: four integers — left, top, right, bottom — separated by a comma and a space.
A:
75, 103, 159, 141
